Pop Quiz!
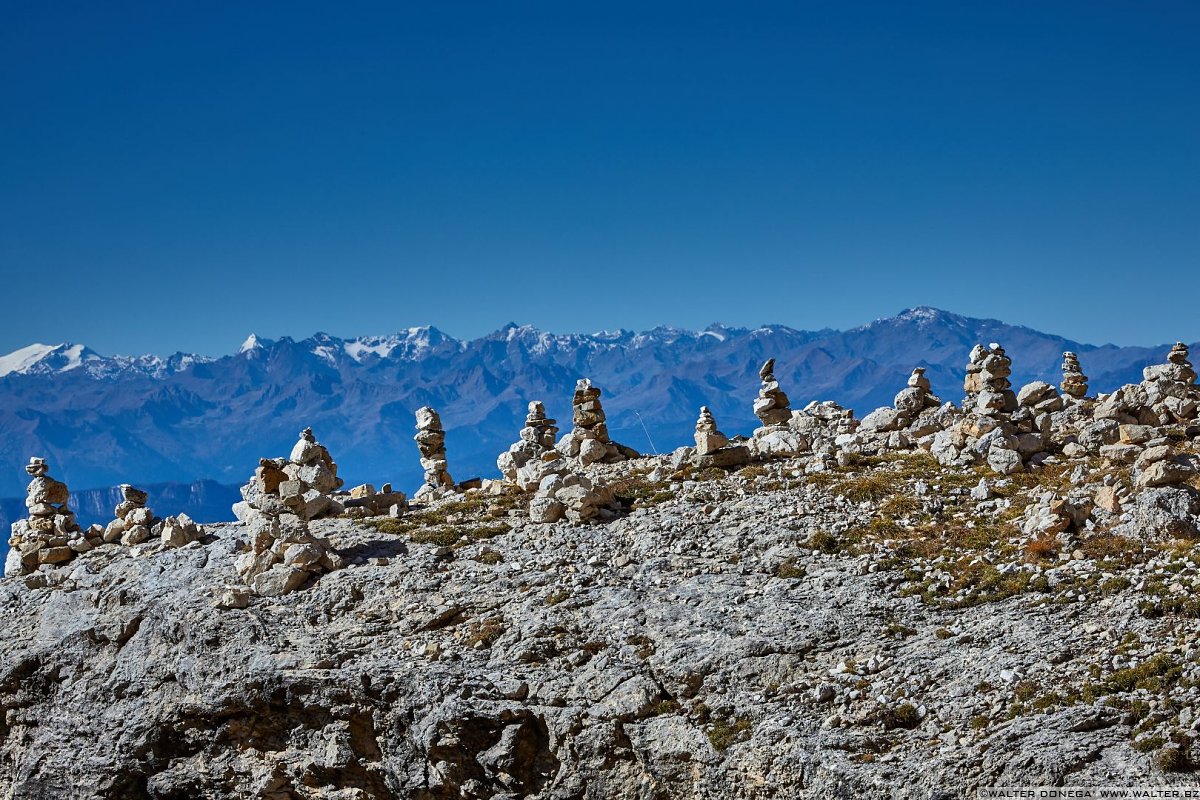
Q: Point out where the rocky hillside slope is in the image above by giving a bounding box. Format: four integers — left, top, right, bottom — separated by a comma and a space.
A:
1, 446, 1198, 798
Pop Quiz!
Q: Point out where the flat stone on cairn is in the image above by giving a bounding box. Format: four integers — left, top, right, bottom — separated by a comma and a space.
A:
414, 407, 457, 502
753, 359, 792, 426
1060, 352, 1089, 399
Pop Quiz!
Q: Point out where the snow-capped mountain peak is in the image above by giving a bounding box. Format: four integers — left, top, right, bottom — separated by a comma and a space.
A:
0, 343, 100, 377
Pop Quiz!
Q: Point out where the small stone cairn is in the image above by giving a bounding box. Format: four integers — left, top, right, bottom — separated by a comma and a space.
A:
235, 427, 346, 523
414, 407, 456, 502
103, 484, 157, 546
691, 406, 749, 467
1060, 352, 1089, 399
1141, 342, 1198, 424
342, 482, 408, 519
747, 359, 813, 458
525, 458, 617, 524
231, 428, 347, 596
556, 379, 637, 465
694, 406, 729, 454
753, 359, 792, 426
497, 401, 559, 480
895, 368, 941, 415
862, 368, 942, 434
5, 458, 101, 577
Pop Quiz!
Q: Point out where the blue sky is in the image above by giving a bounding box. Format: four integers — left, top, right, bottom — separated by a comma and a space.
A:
1, 1, 1197, 355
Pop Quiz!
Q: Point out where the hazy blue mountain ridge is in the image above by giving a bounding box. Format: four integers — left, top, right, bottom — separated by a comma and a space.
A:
0, 308, 1186, 511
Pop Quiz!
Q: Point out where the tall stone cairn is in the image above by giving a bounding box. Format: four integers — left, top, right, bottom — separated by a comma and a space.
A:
572, 379, 609, 443
753, 359, 792, 426
965, 343, 1017, 416
415, 407, 456, 501
694, 406, 731, 455
558, 379, 637, 465
1060, 352, 1089, 399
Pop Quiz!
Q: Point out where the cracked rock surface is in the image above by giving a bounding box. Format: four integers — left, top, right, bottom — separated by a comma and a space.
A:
1, 450, 1199, 799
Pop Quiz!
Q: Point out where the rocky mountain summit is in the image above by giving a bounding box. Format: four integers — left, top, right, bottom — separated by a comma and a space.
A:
2, 340, 1200, 798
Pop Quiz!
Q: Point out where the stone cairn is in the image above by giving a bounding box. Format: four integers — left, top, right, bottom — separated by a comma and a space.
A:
414, 407, 456, 502
1060, 352, 1089, 399
753, 359, 792, 426
232, 427, 347, 596
557, 379, 637, 465
895, 368, 941, 415
694, 406, 729, 454
497, 401, 559, 480
862, 367, 943, 436
5, 458, 101, 577
236, 428, 346, 523
1141, 342, 1198, 424
747, 358, 817, 459
964, 343, 1017, 417
691, 406, 749, 467
103, 484, 157, 546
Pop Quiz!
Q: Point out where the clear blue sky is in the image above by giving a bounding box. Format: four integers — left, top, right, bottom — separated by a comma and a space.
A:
1, 1, 1197, 356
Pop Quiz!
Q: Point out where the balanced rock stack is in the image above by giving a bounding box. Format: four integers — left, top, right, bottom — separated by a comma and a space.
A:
692, 406, 749, 467
753, 359, 792, 426
895, 368, 941, 415
748, 359, 812, 458
234, 515, 345, 597
557, 379, 637, 466
5, 458, 102, 577
234, 427, 346, 525
964, 343, 1017, 416
103, 484, 157, 546
694, 406, 730, 453
414, 407, 456, 502
860, 367, 943, 437
1060, 352, 1089, 399
1139, 342, 1198, 424
497, 401, 559, 480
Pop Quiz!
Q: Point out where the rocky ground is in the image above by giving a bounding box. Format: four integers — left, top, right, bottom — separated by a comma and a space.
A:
0, 449, 1198, 799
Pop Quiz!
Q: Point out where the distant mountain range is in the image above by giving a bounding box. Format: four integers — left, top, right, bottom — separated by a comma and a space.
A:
0, 308, 1190, 520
